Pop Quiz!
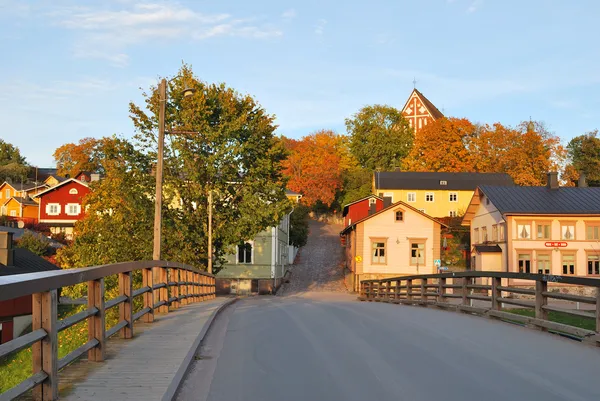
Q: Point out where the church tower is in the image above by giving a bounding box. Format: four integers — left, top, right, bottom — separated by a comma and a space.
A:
401, 88, 444, 134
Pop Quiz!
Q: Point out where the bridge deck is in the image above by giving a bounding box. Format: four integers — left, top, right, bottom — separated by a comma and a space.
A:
58, 298, 230, 401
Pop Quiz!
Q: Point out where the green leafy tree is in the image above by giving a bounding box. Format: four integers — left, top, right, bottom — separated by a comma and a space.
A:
0, 139, 29, 183
345, 105, 414, 170
339, 167, 373, 208
289, 204, 310, 248
567, 130, 600, 185
16, 231, 50, 256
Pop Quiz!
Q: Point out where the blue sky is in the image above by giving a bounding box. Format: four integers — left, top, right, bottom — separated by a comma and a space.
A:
1, 0, 599, 167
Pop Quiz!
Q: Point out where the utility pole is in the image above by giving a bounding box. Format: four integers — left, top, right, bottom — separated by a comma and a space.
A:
207, 189, 213, 274
153, 79, 166, 261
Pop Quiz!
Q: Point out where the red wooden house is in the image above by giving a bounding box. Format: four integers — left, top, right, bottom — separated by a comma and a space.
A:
342, 195, 385, 228
33, 178, 90, 239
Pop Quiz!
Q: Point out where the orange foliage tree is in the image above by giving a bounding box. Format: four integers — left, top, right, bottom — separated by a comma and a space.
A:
281, 130, 348, 207
53, 137, 101, 177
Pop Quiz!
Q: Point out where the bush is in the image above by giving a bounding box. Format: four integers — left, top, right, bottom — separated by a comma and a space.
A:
50, 232, 70, 245
15, 231, 50, 256
290, 204, 310, 248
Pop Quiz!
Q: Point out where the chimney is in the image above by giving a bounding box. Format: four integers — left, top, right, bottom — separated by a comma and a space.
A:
369, 203, 377, 216
578, 172, 588, 188
91, 173, 100, 182
546, 172, 559, 190
383, 197, 392, 208
0, 231, 14, 266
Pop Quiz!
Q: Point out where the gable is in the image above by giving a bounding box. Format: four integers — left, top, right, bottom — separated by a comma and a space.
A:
34, 179, 89, 199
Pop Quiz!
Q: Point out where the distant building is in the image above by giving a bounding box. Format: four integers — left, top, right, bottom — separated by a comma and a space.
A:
401, 88, 444, 134
342, 195, 384, 228
373, 171, 515, 218
462, 172, 600, 280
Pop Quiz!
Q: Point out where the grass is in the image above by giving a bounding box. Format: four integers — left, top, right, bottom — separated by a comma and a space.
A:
503, 308, 596, 331
0, 303, 119, 394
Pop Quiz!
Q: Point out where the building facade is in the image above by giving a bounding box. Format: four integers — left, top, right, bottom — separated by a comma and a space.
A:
401, 88, 444, 134
462, 173, 600, 281
373, 171, 514, 218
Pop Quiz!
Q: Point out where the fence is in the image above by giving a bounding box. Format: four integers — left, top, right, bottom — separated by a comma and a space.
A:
0, 260, 215, 401
360, 271, 600, 346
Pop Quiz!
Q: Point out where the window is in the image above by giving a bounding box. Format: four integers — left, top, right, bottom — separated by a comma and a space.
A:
561, 224, 575, 240
369, 198, 376, 205
237, 242, 252, 264
518, 253, 531, 273
482, 226, 488, 242
492, 225, 498, 241
499, 224, 505, 241
562, 254, 575, 275
5, 189, 9, 199
9, 210, 16, 217
588, 254, 600, 275
473, 228, 479, 244
407, 192, 416, 202
66, 203, 81, 215
410, 242, 425, 265
449, 192, 457, 202
449, 210, 457, 218
517, 223, 531, 239
69, 188, 79, 195
371, 240, 386, 264
536, 223, 551, 240
425, 193, 434, 202
46, 203, 60, 215
418, 209, 426, 213
394, 210, 403, 222
537, 253, 551, 274
586, 225, 600, 240
440, 180, 447, 186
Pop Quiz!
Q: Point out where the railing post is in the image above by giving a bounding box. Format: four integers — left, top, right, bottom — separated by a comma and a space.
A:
32, 290, 58, 401
462, 277, 469, 306
491, 276, 502, 311
421, 278, 427, 303
407, 279, 413, 302
187, 271, 193, 304
118, 272, 133, 339
159, 266, 169, 313
88, 279, 105, 362
172, 269, 180, 309
201, 275, 207, 301
394, 280, 400, 300
143, 267, 154, 323
180, 270, 188, 306
535, 280, 548, 331
438, 277, 446, 304
211, 277, 216, 299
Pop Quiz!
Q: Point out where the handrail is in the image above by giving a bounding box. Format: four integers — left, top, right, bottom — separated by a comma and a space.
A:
359, 271, 600, 348
0, 259, 216, 400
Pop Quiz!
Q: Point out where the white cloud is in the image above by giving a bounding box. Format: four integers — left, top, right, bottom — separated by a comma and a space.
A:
47, 2, 282, 66
281, 9, 296, 20
315, 19, 327, 35
467, 0, 483, 13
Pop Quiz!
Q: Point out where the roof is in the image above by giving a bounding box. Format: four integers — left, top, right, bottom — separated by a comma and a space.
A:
479, 185, 600, 215
342, 195, 383, 217
7, 197, 39, 207
285, 189, 302, 197
45, 175, 67, 183
473, 244, 502, 253
0, 248, 61, 276
32, 178, 89, 198
414, 89, 444, 119
340, 199, 447, 236
374, 171, 515, 191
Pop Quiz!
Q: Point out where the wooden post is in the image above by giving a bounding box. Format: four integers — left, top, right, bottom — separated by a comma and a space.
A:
159, 266, 168, 313
142, 267, 154, 323
187, 271, 193, 303
535, 280, 548, 331
462, 277, 469, 306
395, 280, 400, 300
438, 277, 446, 304
180, 270, 188, 306
88, 279, 105, 361
118, 272, 133, 339
211, 277, 216, 299
407, 279, 413, 302
32, 290, 58, 401
421, 278, 427, 303
194, 272, 199, 303
491, 276, 502, 311
202, 275, 207, 301
171, 269, 180, 309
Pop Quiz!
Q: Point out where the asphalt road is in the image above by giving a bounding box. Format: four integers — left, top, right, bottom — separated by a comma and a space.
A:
176, 293, 600, 401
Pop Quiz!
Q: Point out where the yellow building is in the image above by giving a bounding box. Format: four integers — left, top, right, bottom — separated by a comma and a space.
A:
373, 172, 514, 218
0, 182, 48, 212
2, 197, 38, 219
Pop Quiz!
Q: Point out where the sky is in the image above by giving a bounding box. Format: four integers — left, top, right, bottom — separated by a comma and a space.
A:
1, 0, 599, 167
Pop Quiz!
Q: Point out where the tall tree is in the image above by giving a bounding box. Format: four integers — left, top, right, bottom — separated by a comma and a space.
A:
567, 130, 600, 184
404, 117, 478, 172
53, 137, 101, 177
0, 139, 28, 182
345, 105, 413, 170
281, 130, 346, 207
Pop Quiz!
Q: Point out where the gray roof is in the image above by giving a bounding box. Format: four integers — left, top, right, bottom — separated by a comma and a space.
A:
480, 185, 600, 215
11, 196, 38, 206
0, 248, 61, 276
374, 172, 514, 191
473, 244, 502, 253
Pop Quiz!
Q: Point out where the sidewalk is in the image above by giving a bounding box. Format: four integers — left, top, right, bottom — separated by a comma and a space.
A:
59, 298, 232, 401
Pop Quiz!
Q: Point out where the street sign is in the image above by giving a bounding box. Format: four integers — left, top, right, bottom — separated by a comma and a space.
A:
545, 241, 568, 248
434, 259, 441, 267
438, 266, 449, 271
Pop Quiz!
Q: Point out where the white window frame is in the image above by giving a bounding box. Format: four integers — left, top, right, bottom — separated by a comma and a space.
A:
66, 203, 81, 216
46, 203, 61, 216
449, 210, 457, 218
5, 189, 10, 199
369, 198, 376, 205
449, 192, 458, 202
9, 210, 16, 217
439, 180, 447, 186
407, 192, 416, 202
425, 192, 434, 202
236, 241, 254, 264
69, 188, 79, 195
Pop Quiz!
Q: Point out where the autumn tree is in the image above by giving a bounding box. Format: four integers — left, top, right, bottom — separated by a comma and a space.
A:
281, 130, 347, 207
53, 137, 102, 177
404, 117, 478, 172
567, 130, 600, 185
346, 105, 413, 170
0, 139, 29, 182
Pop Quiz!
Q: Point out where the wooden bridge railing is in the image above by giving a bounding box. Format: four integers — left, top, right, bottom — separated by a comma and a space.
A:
359, 271, 600, 346
0, 260, 215, 401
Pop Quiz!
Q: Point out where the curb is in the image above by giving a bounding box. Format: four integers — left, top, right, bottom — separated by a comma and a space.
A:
162, 297, 238, 401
